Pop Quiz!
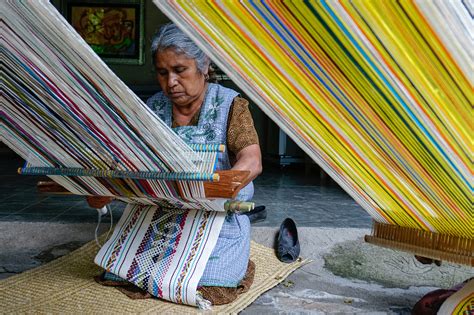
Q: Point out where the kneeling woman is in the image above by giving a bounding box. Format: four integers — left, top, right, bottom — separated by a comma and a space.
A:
92, 23, 262, 306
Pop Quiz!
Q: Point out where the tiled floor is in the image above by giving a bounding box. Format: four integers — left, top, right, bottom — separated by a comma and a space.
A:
0, 152, 372, 228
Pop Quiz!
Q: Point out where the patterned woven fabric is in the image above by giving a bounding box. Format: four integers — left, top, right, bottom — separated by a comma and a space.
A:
154, 1, 472, 261
95, 204, 226, 306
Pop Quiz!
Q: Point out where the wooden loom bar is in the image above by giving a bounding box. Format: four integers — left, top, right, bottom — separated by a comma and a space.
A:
365, 221, 473, 266
36, 169, 251, 199
203, 170, 251, 199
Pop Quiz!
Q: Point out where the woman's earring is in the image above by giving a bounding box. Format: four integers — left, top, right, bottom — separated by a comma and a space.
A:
204, 74, 209, 81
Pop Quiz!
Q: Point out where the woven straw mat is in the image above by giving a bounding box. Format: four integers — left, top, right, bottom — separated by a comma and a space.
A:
0, 240, 307, 314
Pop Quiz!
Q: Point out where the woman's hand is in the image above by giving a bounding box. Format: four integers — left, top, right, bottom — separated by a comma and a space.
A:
86, 196, 113, 209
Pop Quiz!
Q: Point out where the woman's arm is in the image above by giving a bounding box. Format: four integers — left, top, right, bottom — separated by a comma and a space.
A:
226, 97, 262, 181
231, 143, 262, 182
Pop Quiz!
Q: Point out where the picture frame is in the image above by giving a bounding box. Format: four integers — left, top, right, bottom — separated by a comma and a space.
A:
62, 0, 145, 65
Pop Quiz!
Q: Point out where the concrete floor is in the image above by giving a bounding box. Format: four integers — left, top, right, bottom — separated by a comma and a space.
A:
1, 152, 472, 313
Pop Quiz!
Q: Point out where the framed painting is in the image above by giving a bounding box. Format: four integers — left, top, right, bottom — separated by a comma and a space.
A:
63, 0, 145, 65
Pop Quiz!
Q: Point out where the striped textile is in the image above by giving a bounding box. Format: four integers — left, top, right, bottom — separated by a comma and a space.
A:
154, 1, 472, 261
95, 203, 226, 306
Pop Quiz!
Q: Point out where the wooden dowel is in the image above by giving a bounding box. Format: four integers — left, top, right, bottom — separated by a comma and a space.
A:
36, 169, 251, 199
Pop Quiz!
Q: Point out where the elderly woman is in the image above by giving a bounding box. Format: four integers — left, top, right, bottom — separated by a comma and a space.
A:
91, 23, 262, 305
147, 23, 262, 300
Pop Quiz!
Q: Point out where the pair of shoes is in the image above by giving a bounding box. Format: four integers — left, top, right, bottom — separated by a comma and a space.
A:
243, 205, 267, 224
277, 218, 300, 263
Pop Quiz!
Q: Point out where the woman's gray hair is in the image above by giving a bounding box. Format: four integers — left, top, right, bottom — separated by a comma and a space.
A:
151, 23, 210, 74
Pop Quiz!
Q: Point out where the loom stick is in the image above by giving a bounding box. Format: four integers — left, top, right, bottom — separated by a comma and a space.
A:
36, 169, 251, 200
365, 221, 473, 266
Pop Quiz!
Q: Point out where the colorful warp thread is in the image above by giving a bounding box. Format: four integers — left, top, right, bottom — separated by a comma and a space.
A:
95, 203, 225, 306
155, 0, 472, 262
0, 1, 227, 211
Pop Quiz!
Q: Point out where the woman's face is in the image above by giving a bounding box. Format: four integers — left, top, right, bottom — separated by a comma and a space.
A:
155, 49, 207, 109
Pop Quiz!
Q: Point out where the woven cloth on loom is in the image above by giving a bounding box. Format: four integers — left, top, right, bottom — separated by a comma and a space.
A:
95, 204, 225, 305
154, 0, 472, 265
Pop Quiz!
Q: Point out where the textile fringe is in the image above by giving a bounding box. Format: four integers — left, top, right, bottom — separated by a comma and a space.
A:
365, 221, 473, 266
